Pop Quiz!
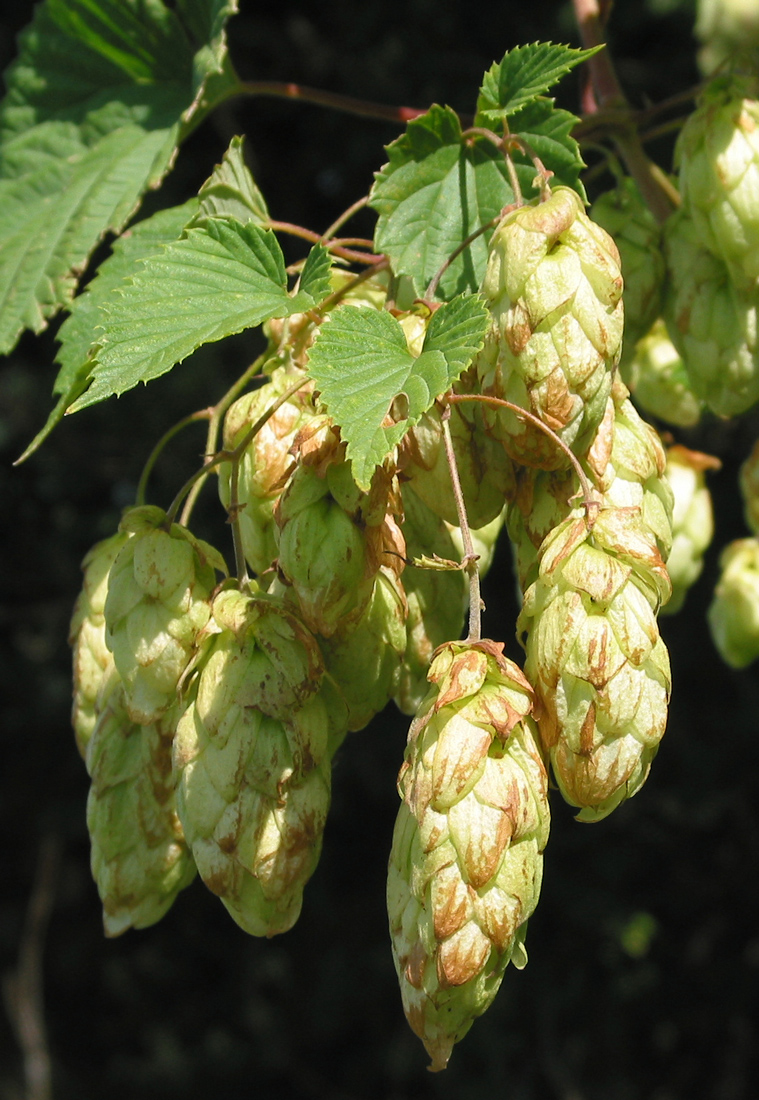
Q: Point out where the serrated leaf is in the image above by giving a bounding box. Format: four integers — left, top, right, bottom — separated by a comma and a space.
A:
476, 42, 599, 121
68, 218, 308, 412
298, 244, 333, 303
370, 100, 588, 300
189, 135, 269, 226
370, 105, 516, 301
306, 295, 487, 489
0, 0, 239, 355
509, 99, 588, 201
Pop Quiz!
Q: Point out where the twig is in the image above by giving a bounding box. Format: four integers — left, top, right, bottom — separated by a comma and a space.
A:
236, 80, 426, 125
135, 410, 212, 508
3, 835, 59, 1100
441, 406, 482, 642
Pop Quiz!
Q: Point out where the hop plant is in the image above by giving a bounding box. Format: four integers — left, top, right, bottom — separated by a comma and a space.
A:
739, 439, 759, 533
662, 445, 719, 615
173, 588, 348, 936
104, 506, 227, 725
708, 538, 759, 666
624, 319, 703, 428
476, 185, 624, 469
676, 77, 759, 285
387, 640, 549, 1071
69, 532, 130, 757
696, 0, 759, 74
86, 676, 196, 937
663, 207, 759, 417
590, 178, 666, 364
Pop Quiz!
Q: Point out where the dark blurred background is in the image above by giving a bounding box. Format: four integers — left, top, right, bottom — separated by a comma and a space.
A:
2, 1, 759, 1098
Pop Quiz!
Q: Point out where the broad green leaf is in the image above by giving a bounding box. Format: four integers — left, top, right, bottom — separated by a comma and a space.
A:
298, 244, 333, 304
370, 106, 515, 301
68, 218, 316, 412
0, 0, 239, 355
189, 135, 269, 226
508, 99, 588, 201
370, 102, 588, 299
16, 200, 200, 463
306, 295, 488, 489
476, 42, 599, 121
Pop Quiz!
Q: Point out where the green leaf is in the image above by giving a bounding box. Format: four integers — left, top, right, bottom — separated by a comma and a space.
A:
68, 218, 308, 412
306, 295, 488, 489
476, 42, 600, 121
16, 199, 200, 463
188, 135, 269, 227
370, 106, 515, 301
0, 0, 239, 355
509, 99, 588, 201
298, 245, 334, 304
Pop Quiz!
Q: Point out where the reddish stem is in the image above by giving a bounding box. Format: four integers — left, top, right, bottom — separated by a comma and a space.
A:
237, 81, 425, 125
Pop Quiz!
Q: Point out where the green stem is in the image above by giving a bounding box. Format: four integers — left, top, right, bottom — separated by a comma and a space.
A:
135, 410, 211, 508
441, 406, 482, 642
320, 195, 370, 241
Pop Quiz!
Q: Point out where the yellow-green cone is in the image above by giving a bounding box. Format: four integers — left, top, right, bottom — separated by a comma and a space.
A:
387, 640, 549, 1071
86, 678, 196, 936
70, 532, 130, 757
662, 445, 719, 615
708, 537, 759, 667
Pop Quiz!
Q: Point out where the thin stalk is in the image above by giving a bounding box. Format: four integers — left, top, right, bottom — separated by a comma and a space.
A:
426, 217, 499, 299
228, 456, 249, 589
135, 410, 212, 507
318, 257, 390, 313
236, 80, 426, 125
447, 393, 600, 526
320, 195, 370, 241
441, 406, 482, 642
267, 221, 382, 265
572, 0, 677, 224
179, 354, 270, 527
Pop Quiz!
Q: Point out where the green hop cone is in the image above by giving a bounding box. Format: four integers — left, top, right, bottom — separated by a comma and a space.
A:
319, 566, 407, 731
86, 676, 196, 937
275, 452, 403, 638
173, 588, 348, 937
590, 178, 666, 365
676, 77, 759, 285
739, 439, 759, 533
387, 640, 549, 1072
663, 207, 759, 416
708, 537, 759, 666
218, 372, 316, 576
476, 185, 624, 469
662, 445, 719, 615
696, 0, 759, 74
401, 400, 515, 530
70, 532, 130, 757
518, 512, 672, 822
624, 319, 704, 428
104, 506, 227, 726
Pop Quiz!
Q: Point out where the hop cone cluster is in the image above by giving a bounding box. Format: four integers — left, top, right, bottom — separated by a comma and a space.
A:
387, 641, 549, 1071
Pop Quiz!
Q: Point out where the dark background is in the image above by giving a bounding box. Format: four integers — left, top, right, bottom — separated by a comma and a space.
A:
2, 1, 759, 1098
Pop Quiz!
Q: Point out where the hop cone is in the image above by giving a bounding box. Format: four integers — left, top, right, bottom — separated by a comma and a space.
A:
218, 373, 316, 576
662, 445, 719, 615
624, 319, 703, 428
402, 401, 515, 530
104, 506, 227, 725
86, 677, 196, 936
173, 588, 347, 936
476, 185, 624, 469
387, 640, 549, 1071
275, 452, 403, 638
676, 77, 759, 285
696, 0, 759, 74
70, 532, 129, 757
663, 207, 759, 416
591, 178, 666, 364
518, 511, 671, 821
739, 439, 759, 533
708, 538, 759, 666
320, 566, 407, 731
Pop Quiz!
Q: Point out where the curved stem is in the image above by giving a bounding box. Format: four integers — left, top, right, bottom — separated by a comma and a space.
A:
441, 406, 482, 642
135, 410, 211, 507
237, 80, 426, 125
447, 393, 600, 527
426, 217, 499, 299
321, 195, 370, 241
267, 221, 382, 265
